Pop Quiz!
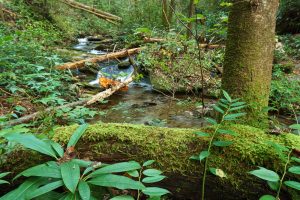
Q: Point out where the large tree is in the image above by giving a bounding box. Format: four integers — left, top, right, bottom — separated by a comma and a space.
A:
222, 0, 280, 128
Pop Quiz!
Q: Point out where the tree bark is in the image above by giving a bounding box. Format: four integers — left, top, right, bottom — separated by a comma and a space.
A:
187, 0, 195, 39
55, 48, 141, 70
162, 0, 169, 29
222, 0, 280, 128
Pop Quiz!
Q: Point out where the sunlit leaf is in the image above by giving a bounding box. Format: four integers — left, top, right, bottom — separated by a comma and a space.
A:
209, 168, 226, 178
259, 195, 276, 200
88, 174, 145, 190
142, 175, 166, 183
143, 160, 155, 167
89, 161, 141, 177
284, 181, 300, 190
288, 166, 300, 175
142, 187, 170, 197
194, 131, 210, 137
67, 124, 88, 148
78, 181, 90, 200
249, 167, 280, 182
143, 169, 162, 177
61, 161, 80, 193
110, 195, 134, 200
5, 133, 57, 158
27, 180, 64, 199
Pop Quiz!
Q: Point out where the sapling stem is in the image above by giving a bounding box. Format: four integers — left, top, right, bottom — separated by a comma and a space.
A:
201, 104, 230, 200
275, 150, 293, 199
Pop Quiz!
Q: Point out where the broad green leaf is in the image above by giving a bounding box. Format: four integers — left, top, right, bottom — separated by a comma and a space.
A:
0, 177, 45, 200
205, 117, 217, 125
110, 195, 134, 200
89, 161, 141, 177
229, 105, 246, 111
142, 187, 170, 197
67, 124, 89, 148
143, 169, 162, 177
213, 141, 233, 147
61, 161, 80, 193
284, 181, 300, 190
224, 113, 246, 120
290, 124, 300, 130
259, 195, 276, 200
209, 168, 226, 178
143, 160, 155, 167
0, 172, 10, 179
212, 105, 224, 114
88, 174, 145, 190
142, 175, 166, 183
194, 131, 210, 137
33, 191, 64, 200
5, 133, 57, 158
222, 90, 232, 102
199, 151, 210, 161
127, 170, 139, 177
291, 157, 300, 163
15, 163, 61, 180
267, 181, 279, 191
78, 181, 90, 200
218, 102, 228, 108
249, 167, 280, 182
0, 180, 9, 185
50, 142, 64, 158
217, 129, 238, 136
231, 102, 246, 107
27, 180, 64, 199
72, 159, 93, 168
288, 166, 300, 175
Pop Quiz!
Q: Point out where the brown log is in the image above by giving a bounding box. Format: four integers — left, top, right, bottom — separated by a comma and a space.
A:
55, 48, 142, 70
59, 0, 122, 23
0, 78, 133, 127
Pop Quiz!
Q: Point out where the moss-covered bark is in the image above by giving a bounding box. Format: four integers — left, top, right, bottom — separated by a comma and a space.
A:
1, 123, 299, 199
222, 0, 280, 128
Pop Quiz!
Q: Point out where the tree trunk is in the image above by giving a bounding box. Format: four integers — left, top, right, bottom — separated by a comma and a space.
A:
187, 0, 195, 39
222, 0, 279, 128
162, 0, 169, 29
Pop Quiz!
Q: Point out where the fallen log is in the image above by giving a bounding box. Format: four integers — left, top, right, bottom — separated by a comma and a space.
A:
55, 48, 141, 70
59, 0, 122, 23
1, 123, 300, 199
0, 78, 133, 127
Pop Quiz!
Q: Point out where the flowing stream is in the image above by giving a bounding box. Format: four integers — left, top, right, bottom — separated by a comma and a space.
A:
72, 38, 214, 128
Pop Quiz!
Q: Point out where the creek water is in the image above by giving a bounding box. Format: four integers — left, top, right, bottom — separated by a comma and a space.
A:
73, 38, 214, 128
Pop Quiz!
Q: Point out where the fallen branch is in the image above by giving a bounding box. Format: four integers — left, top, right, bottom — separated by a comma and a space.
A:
59, 0, 122, 23
56, 48, 141, 70
1, 78, 133, 127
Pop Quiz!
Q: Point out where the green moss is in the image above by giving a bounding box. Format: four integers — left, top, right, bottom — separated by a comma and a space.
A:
2, 123, 299, 198
53, 123, 300, 179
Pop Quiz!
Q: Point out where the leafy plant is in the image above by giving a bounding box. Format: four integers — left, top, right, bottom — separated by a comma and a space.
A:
190, 90, 246, 200
249, 142, 300, 200
0, 124, 169, 199
0, 172, 10, 185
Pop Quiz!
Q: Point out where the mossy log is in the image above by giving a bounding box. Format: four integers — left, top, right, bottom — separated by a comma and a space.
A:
1, 123, 300, 199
